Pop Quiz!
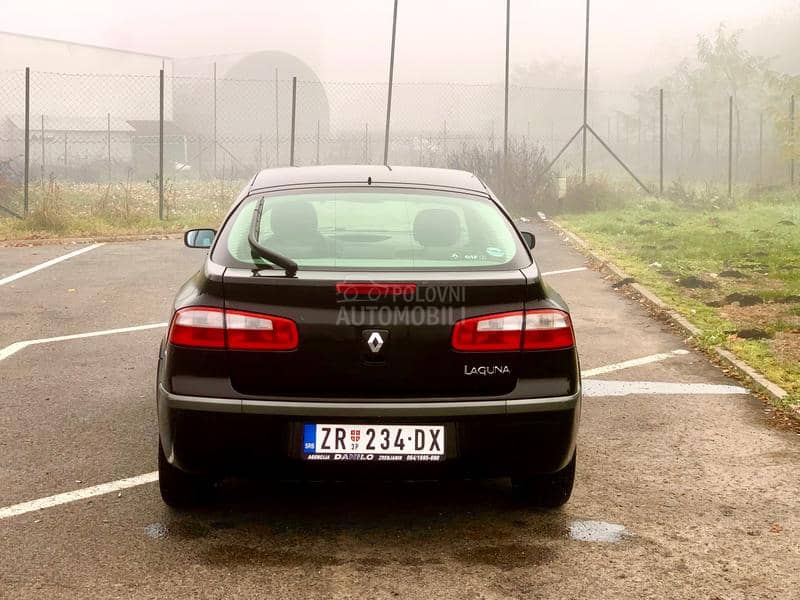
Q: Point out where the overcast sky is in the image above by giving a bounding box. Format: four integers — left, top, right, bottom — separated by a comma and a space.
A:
2, 0, 795, 86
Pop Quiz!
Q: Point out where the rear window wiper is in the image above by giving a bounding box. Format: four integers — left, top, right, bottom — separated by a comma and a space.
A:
248, 197, 299, 277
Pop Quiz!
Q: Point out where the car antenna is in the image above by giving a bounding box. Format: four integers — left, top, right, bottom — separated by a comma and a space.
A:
248, 197, 299, 277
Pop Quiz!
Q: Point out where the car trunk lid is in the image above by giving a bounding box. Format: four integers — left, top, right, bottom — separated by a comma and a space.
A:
222, 268, 527, 400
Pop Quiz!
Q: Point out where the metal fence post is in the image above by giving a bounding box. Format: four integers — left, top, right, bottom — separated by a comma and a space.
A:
275, 68, 279, 167
40, 114, 45, 186
107, 112, 111, 182
759, 111, 763, 185
728, 95, 733, 199
791, 95, 795, 186
24, 67, 30, 216
159, 69, 165, 220
64, 132, 68, 178
659, 88, 664, 195
316, 120, 320, 165
289, 76, 297, 167
213, 62, 217, 179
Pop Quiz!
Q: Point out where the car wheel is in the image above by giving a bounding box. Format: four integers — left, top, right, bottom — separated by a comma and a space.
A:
158, 439, 215, 508
512, 450, 576, 509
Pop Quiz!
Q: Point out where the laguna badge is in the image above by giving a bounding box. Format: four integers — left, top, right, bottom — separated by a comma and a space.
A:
464, 365, 511, 376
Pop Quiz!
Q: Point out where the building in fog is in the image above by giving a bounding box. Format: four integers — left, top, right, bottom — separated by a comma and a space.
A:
173, 51, 331, 165
0, 32, 330, 177
1, 115, 134, 177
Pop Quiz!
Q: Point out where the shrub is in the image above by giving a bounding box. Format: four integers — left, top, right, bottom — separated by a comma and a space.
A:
446, 139, 557, 216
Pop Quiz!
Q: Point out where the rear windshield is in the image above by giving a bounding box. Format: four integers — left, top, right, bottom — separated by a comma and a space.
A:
213, 188, 528, 271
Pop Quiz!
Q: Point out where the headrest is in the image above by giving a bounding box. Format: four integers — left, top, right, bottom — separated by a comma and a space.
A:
413, 208, 461, 247
270, 200, 319, 239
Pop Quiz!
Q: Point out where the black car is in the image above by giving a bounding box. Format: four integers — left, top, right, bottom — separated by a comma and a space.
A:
157, 165, 581, 508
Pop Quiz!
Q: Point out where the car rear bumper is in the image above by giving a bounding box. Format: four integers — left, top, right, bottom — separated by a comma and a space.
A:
157, 383, 580, 478
158, 383, 579, 417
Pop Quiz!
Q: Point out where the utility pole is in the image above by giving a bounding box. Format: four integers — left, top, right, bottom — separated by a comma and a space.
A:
503, 0, 510, 164
383, 0, 399, 165
581, 0, 591, 184
659, 89, 664, 195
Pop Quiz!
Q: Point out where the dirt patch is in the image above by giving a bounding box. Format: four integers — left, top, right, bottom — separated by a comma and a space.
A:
721, 303, 800, 331
453, 543, 556, 570
724, 293, 764, 307
737, 328, 771, 340
771, 330, 800, 364
677, 275, 716, 289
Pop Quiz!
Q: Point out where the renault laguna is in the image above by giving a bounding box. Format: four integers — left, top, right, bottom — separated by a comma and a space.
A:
157, 165, 581, 508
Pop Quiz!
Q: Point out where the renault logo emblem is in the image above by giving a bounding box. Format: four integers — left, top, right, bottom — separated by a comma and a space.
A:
366, 331, 384, 353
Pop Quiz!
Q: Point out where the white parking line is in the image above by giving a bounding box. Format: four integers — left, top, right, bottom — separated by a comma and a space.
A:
0, 323, 168, 362
581, 349, 689, 378
0, 472, 158, 521
0, 243, 104, 287
583, 380, 748, 397
541, 267, 588, 276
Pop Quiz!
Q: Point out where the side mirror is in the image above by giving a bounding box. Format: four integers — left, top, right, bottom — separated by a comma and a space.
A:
520, 231, 536, 249
184, 228, 216, 249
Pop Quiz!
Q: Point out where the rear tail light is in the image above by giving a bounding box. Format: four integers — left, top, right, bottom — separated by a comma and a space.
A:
225, 310, 298, 350
168, 307, 298, 351
451, 309, 573, 352
169, 307, 225, 349
451, 311, 523, 351
523, 310, 574, 350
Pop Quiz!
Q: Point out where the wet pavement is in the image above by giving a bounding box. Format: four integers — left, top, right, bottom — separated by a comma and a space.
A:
0, 223, 798, 599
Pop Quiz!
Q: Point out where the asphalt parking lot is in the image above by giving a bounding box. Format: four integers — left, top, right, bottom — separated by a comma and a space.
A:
1, 223, 798, 600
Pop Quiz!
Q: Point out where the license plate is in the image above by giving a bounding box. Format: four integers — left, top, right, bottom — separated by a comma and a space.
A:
302, 424, 445, 462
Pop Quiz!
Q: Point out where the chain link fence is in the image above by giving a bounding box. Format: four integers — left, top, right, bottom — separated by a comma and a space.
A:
0, 68, 796, 220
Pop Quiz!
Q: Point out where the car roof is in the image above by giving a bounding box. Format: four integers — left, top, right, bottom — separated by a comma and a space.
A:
249, 165, 487, 194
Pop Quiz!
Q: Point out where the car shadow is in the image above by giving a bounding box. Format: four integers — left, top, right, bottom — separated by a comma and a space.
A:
155, 478, 571, 571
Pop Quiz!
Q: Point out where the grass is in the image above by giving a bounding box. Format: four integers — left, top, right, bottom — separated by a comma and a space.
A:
557, 189, 800, 406
0, 177, 239, 240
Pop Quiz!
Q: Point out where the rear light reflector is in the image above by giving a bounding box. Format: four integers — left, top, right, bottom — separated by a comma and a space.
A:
168, 307, 298, 351
226, 310, 298, 350
451, 311, 523, 351
336, 283, 417, 298
523, 310, 574, 350
451, 309, 574, 352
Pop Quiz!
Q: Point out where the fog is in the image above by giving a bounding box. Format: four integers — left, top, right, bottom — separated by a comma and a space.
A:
3, 0, 797, 87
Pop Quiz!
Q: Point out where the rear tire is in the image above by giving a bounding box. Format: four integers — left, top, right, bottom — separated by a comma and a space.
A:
512, 450, 576, 509
158, 439, 215, 508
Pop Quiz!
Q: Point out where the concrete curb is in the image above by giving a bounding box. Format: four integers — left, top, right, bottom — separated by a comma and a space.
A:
0, 233, 183, 248
541, 215, 798, 420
